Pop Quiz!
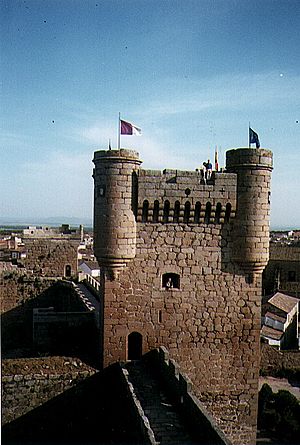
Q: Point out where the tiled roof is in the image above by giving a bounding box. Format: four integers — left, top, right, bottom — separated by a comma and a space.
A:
264, 311, 286, 324
80, 260, 100, 270
268, 292, 299, 314
261, 325, 283, 341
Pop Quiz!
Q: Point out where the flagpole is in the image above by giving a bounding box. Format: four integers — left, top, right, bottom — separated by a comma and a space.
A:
118, 112, 121, 150
248, 122, 251, 148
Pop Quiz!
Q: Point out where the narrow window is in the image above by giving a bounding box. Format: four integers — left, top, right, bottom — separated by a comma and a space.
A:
204, 202, 211, 224
65, 265, 72, 278
131, 171, 138, 218
224, 203, 231, 223
173, 201, 180, 223
194, 202, 201, 223
128, 332, 143, 360
163, 200, 170, 223
153, 200, 159, 223
142, 200, 149, 222
183, 201, 191, 223
158, 310, 163, 323
215, 202, 222, 224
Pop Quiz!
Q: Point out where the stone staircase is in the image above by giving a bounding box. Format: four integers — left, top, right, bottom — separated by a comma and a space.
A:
124, 360, 201, 445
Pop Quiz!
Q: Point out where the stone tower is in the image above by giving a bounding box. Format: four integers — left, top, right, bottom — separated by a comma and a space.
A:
93, 149, 141, 278
226, 148, 273, 278
93, 146, 273, 445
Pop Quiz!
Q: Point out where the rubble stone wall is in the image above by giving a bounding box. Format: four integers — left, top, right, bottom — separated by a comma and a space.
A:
22, 239, 78, 277
101, 223, 261, 444
1, 369, 95, 425
263, 245, 300, 296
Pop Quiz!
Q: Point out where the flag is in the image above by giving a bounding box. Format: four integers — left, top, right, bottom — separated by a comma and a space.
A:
249, 127, 260, 148
120, 119, 142, 135
215, 147, 219, 171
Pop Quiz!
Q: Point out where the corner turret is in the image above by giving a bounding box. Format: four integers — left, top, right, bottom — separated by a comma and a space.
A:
226, 147, 273, 276
93, 149, 142, 278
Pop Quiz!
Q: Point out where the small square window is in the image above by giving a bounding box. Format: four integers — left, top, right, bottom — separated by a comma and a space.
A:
288, 270, 296, 282
162, 273, 180, 290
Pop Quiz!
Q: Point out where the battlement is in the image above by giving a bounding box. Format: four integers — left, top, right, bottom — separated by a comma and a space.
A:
136, 169, 236, 225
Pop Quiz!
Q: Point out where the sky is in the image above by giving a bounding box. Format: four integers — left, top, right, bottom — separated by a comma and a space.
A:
1, 0, 300, 228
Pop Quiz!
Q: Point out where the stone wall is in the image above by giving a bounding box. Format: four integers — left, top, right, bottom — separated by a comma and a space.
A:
1, 278, 92, 355
22, 238, 78, 277
136, 169, 237, 223
100, 223, 261, 445
147, 347, 232, 445
2, 367, 95, 425
263, 245, 300, 296
0, 270, 58, 313
2, 362, 147, 445
260, 343, 300, 377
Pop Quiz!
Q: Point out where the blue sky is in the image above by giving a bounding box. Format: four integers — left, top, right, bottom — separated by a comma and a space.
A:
1, 0, 299, 228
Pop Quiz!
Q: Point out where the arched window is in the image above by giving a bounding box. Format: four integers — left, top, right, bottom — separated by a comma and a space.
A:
142, 200, 149, 222
153, 200, 159, 223
163, 200, 170, 223
162, 272, 180, 290
183, 201, 191, 224
204, 202, 211, 224
215, 202, 222, 224
224, 203, 231, 223
127, 332, 143, 360
173, 201, 180, 223
194, 202, 201, 223
65, 265, 71, 278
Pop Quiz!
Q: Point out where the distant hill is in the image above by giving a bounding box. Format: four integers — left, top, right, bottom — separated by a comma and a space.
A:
0, 216, 93, 227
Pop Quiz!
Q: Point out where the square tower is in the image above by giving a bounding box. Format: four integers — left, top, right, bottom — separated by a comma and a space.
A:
93, 147, 273, 445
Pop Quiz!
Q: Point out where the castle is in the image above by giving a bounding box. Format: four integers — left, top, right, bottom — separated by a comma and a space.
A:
92, 147, 273, 445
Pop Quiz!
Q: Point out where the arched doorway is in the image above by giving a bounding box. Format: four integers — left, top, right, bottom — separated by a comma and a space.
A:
65, 265, 72, 278
127, 332, 142, 360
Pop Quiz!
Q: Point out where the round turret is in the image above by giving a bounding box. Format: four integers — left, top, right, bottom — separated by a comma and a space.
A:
93, 149, 142, 277
226, 148, 273, 275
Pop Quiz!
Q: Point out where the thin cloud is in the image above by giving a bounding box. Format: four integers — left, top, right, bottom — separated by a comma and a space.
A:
2, 151, 93, 219
141, 72, 300, 117
76, 120, 117, 146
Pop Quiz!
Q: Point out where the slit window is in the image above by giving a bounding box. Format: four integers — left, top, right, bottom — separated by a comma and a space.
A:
142, 200, 149, 222
224, 203, 231, 223
215, 202, 222, 224
204, 202, 211, 224
173, 201, 180, 223
194, 202, 201, 223
183, 201, 191, 223
163, 200, 170, 223
153, 200, 159, 223
158, 310, 163, 323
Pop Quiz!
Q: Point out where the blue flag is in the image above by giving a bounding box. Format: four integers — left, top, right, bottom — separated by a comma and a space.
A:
249, 127, 260, 148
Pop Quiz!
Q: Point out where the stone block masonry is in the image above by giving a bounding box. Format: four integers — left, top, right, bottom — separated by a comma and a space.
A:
2, 364, 96, 425
93, 147, 273, 445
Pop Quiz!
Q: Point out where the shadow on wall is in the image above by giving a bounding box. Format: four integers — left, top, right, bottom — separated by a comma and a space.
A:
1, 281, 99, 367
220, 221, 243, 278
2, 364, 145, 445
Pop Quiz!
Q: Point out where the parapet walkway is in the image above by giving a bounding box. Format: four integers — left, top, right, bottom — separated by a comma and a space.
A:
74, 282, 100, 312
124, 360, 200, 445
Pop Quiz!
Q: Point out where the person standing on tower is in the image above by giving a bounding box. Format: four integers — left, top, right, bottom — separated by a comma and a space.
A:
203, 159, 212, 180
